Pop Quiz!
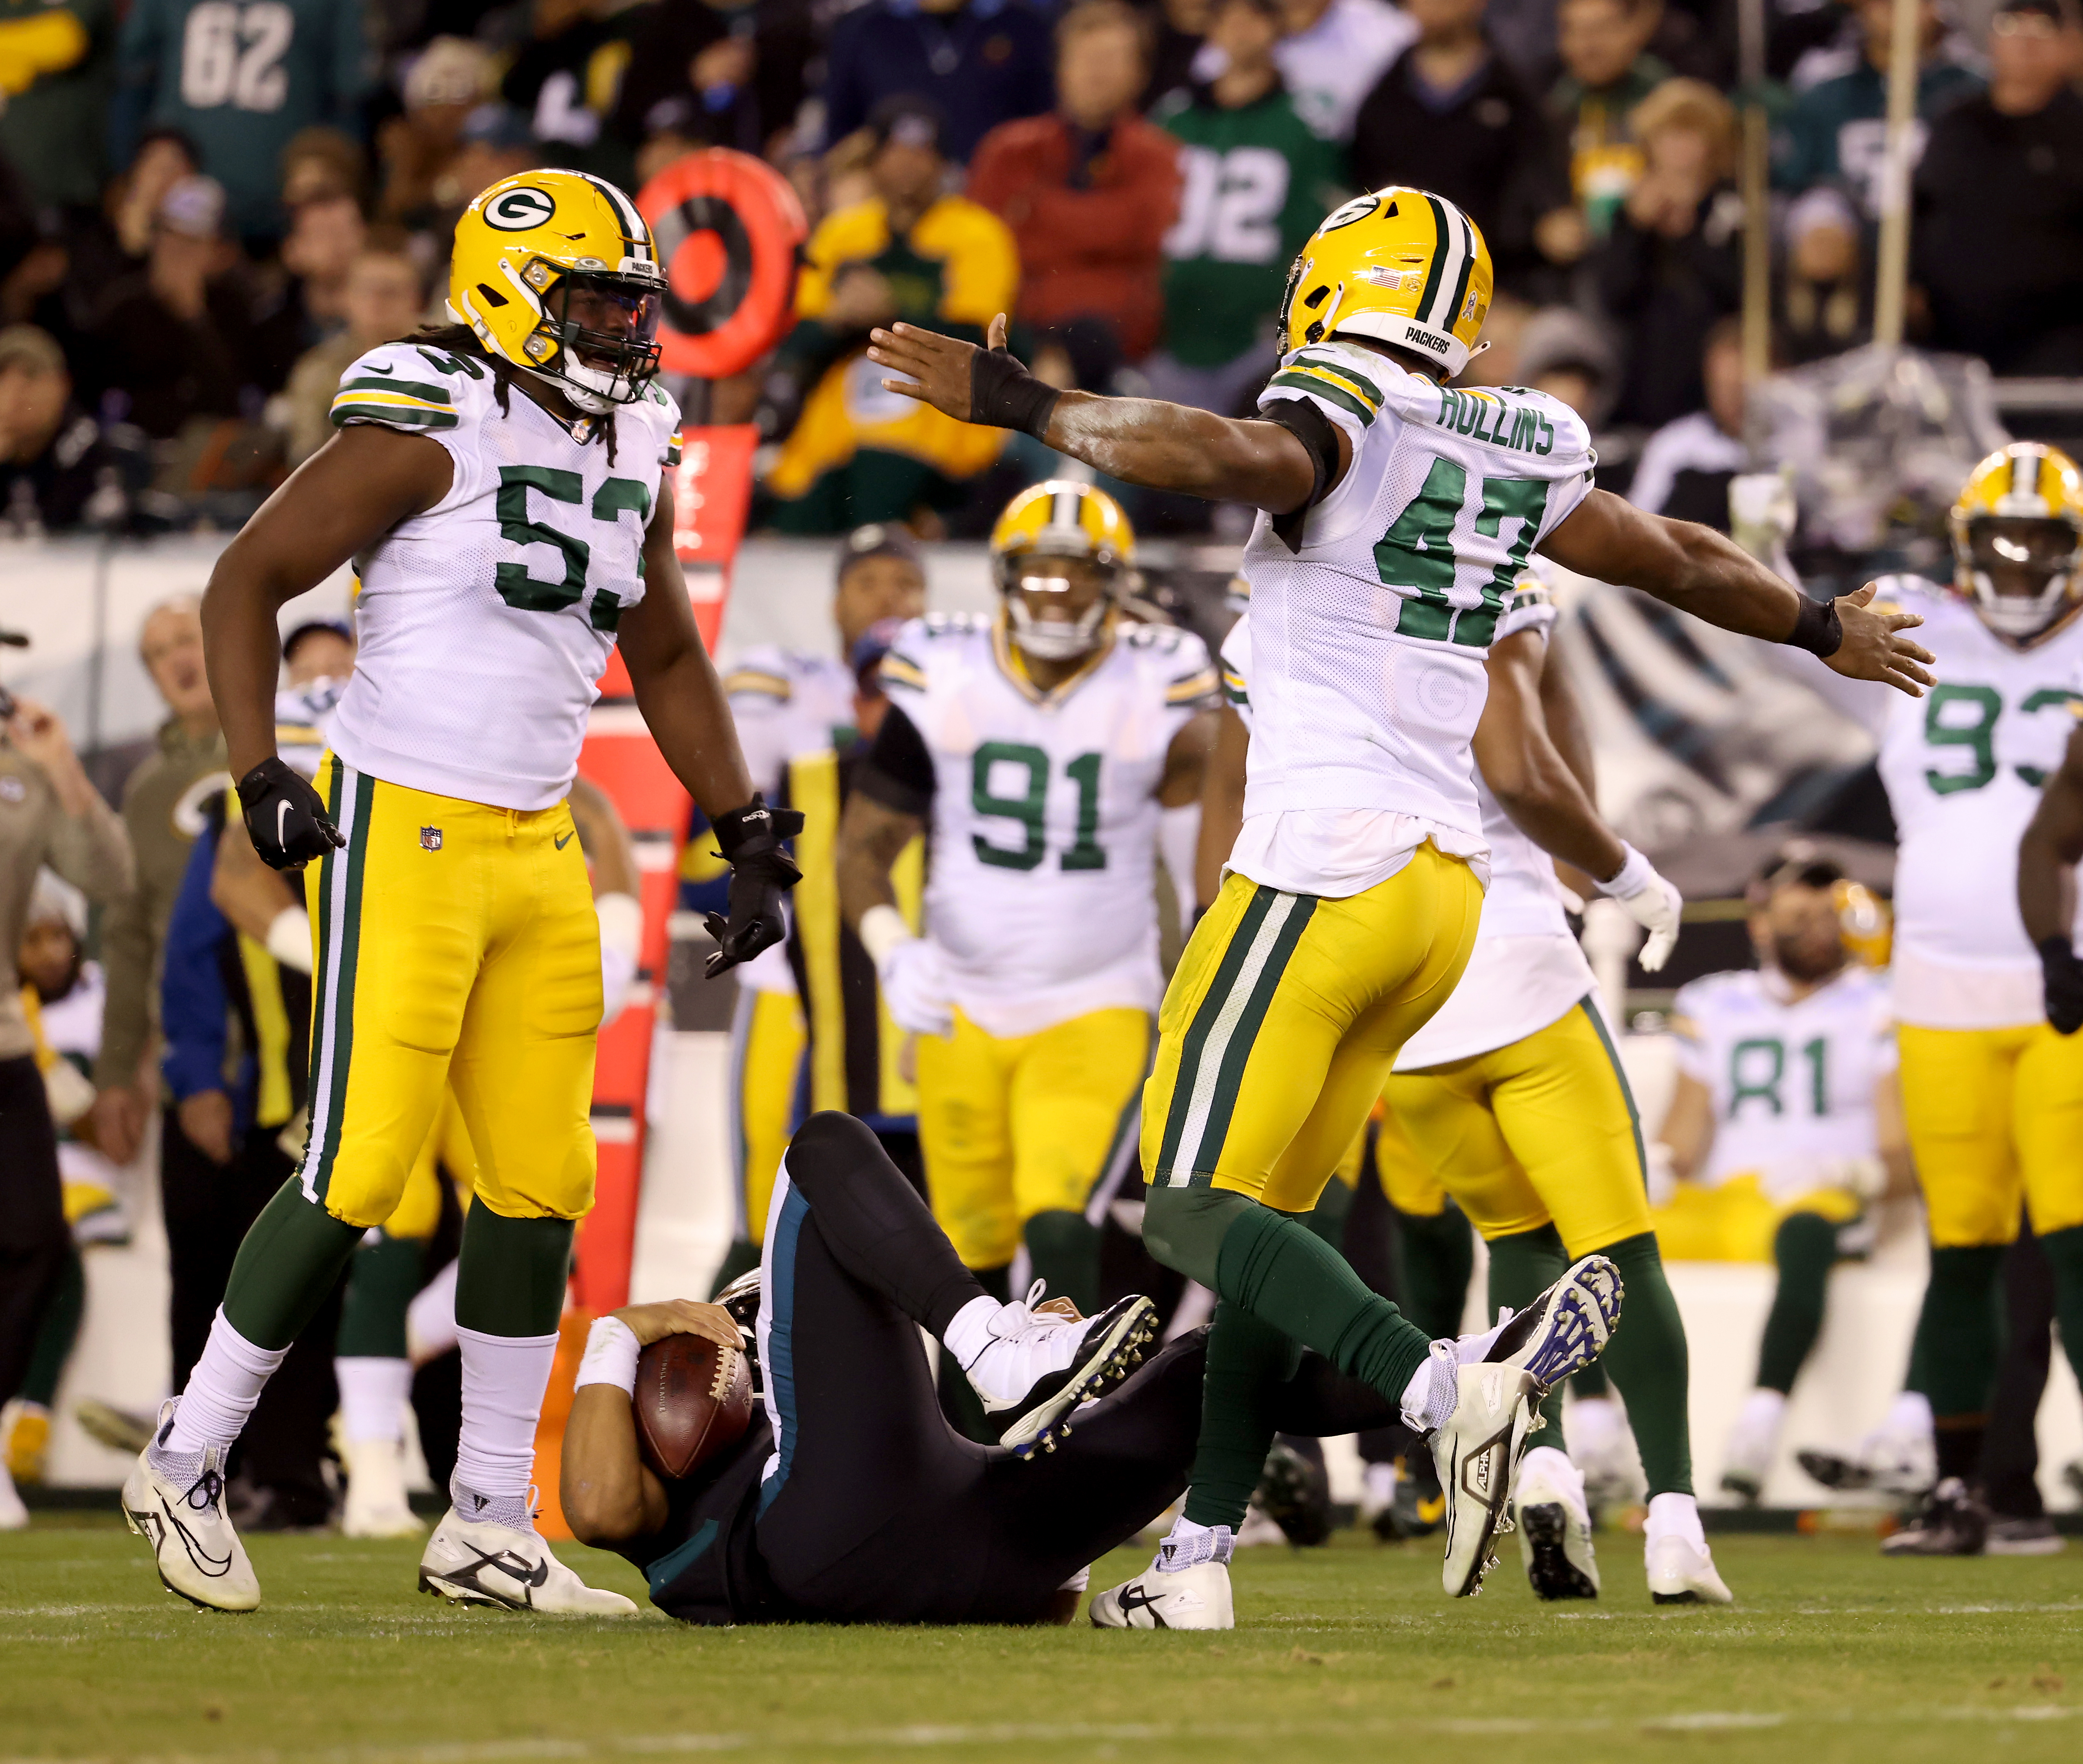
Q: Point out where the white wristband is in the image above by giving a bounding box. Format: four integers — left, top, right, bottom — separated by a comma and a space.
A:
857, 903, 913, 970
266, 906, 313, 973
1593, 843, 1654, 901
575, 1315, 641, 1395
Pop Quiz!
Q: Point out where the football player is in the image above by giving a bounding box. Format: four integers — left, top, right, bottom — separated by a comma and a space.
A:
1653, 850, 1905, 1507
122, 170, 800, 1614
866, 184, 1930, 1623
835, 483, 1214, 1315
710, 526, 928, 1295
1760, 443, 2083, 1555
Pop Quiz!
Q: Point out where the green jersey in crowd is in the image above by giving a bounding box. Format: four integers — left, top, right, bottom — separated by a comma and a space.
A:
1155, 83, 1345, 370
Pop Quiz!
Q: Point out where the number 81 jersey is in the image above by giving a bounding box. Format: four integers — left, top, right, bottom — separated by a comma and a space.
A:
325, 341, 682, 812
880, 613, 1217, 1039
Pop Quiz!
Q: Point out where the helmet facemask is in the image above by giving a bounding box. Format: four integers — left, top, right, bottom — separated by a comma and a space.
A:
998, 551, 1117, 662
1960, 514, 2082, 639
514, 265, 664, 414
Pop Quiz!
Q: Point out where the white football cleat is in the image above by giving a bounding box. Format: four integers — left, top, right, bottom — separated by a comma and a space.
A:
120, 1405, 260, 1611
1433, 1255, 1623, 1598
418, 1508, 637, 1614
1515, 1445, 1599, 1600
1646, 1533, 1735, 1604
964, 1286, 1158, 1458
0, 1456, 28, 1532
1088, 1558, 1234, 1629
342, 1438, 425, 1539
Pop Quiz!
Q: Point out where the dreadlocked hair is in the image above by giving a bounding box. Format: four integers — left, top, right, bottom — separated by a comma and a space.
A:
407, 323, 620, 461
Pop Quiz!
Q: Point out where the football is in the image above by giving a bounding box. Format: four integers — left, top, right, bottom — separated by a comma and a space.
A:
632, 1331, 755, 1481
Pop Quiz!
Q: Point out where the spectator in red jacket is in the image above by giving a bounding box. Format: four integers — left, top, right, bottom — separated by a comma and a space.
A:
968, 0, 1181, 364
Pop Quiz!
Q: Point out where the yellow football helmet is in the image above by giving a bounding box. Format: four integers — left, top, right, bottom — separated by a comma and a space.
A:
1276, 187, 1493, 380
447, 169, 665, 413
1950, 441, 2083, 640
989, 481, 1134, 661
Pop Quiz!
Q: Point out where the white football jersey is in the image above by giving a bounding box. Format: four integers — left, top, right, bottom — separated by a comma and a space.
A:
1799, 579, 2083, 1027
325, 342, 682, 811
1671, 965, 1895, 1201
1238, 341, 1596, 870
882, 613, 1217, 1038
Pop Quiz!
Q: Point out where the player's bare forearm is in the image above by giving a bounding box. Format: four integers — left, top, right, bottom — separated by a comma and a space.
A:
837, 792, 921, 929
622, 485, 756, 820
1473, 630, 1626, 882
1658, 1070, 1716, 1182
1158, 711, 1216, 807
1538, 490, 1935, 697
1196, 706, 1248, 909
568, 775, 641, 896
865, 316, 1321, 513
561, 1385, 667, 1544
203, 426, 452, 775
2018, 727, 2083, 942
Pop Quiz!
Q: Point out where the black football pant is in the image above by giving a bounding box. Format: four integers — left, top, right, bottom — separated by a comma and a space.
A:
753, 1112, 1400, 1623
0, 1055, 69, 1409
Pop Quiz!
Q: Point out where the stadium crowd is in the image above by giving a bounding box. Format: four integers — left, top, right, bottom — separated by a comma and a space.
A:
4, 0, 2083, 1610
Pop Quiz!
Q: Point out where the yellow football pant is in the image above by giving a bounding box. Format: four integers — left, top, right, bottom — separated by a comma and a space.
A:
731, 986, 806, 1248
1649, 1173, 1863, 1262
916, 1005, 1150, 1270
300, 757, 602, 1229
1384, 997, 1651, 1253
1143, 848, 1482, 1212
1896, 1022, 2083, 1246
1373, 1104, 1449, 1216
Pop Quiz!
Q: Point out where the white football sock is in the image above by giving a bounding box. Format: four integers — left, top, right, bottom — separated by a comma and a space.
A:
1567, 1392, 1625, 1455
1400, 1344, 1458, 1432
162, 1309, 287, 1460
1644, 1490, 1705, 1548
1736, 1386, 1787, 1438
1156, 1513, 1234, 1571
336, 1356, 414, 1445
407, 1259, 460, 1364
941, 1294, 1000, 1370
452, 1325, 558, 1523
1884, 1390, 1934, 1440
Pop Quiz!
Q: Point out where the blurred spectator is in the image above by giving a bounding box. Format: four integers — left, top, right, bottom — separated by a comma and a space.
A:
613, 0, 817, 163
91, 596, 223, 1172
107, 127, 200, 267
441, 103, 545, 214
1774, 0, 1981, 220
278, 242, 426, 462
279, 125, 368, 210
1596, 77, 1742, 427
969, 1, 1179, 364
1141, 0, 1213, 110
1349, 0, 1581, 297
1147, 0, 1342, 409
762, 97, 1017, 531
821, 0, 1055, 164
500, 0, 646, 168
0, 0, 115, 208
114, 0, 373, 242
1627, 313, 1749, 526
80, 176, 269, 439
1776, 184, 1870, 363
1549, 0, 1670, 236
1513, 301, 1621, 430
0, 325, 147, 532
376, 36, 493, 226
278, 192, 368, 342
1912, 0, 2083, 375
1273, 0, 1417, 142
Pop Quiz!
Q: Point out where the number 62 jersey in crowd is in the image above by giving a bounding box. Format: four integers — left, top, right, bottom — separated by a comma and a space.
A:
325, 341, 683, 811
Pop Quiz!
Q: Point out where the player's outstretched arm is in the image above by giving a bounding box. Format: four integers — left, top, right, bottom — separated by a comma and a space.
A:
204, 425, 454, 868
868, 316, 1339, 513
1537, 489, 1935, 697
2018, 724, 2083, 1033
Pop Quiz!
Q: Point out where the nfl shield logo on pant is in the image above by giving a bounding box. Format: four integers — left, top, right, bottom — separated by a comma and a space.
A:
420, 826, 443, 851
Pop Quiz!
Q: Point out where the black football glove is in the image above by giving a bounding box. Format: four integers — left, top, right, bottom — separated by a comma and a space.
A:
2039, 936, 2083, 1036
704, 794, 805, 978
237, 757, 345, 871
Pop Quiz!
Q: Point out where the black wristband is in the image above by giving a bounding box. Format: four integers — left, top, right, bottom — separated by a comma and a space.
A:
970, 346, 1060, 439
2038, 935, 2077, 969
1786, 592, 1843, 658
712, 793, 805, 860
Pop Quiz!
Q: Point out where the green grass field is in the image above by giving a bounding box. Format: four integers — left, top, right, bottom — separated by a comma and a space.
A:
3, 1517, 2080, 1764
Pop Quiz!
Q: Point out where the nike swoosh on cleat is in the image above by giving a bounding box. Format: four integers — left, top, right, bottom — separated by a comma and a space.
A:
164, 1498, 233, 1576
1116, 1583, 1169, 1628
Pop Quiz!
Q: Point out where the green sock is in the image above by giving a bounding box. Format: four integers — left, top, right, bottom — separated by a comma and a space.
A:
1918, 1244, 2005, 1421
1183, 1298, 1300, 1529
1756, 1212, 1839, 1393
223, 1178, 367, 1350
1590, 1230, 1694, 1497
337, 1231, 424, 1359
1391, 1202, 1476, 1341
1572, 1361, 1610, 1400
708, 1238, 761, 1298
454, 1206, 574, 1337
1023, 1209, 1101, 1316
1487, 1223, 1570, 1438
2032, 1225, 2083, 1396
21, 1242, 84, 1407
1144, 1185, 1433, 1408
